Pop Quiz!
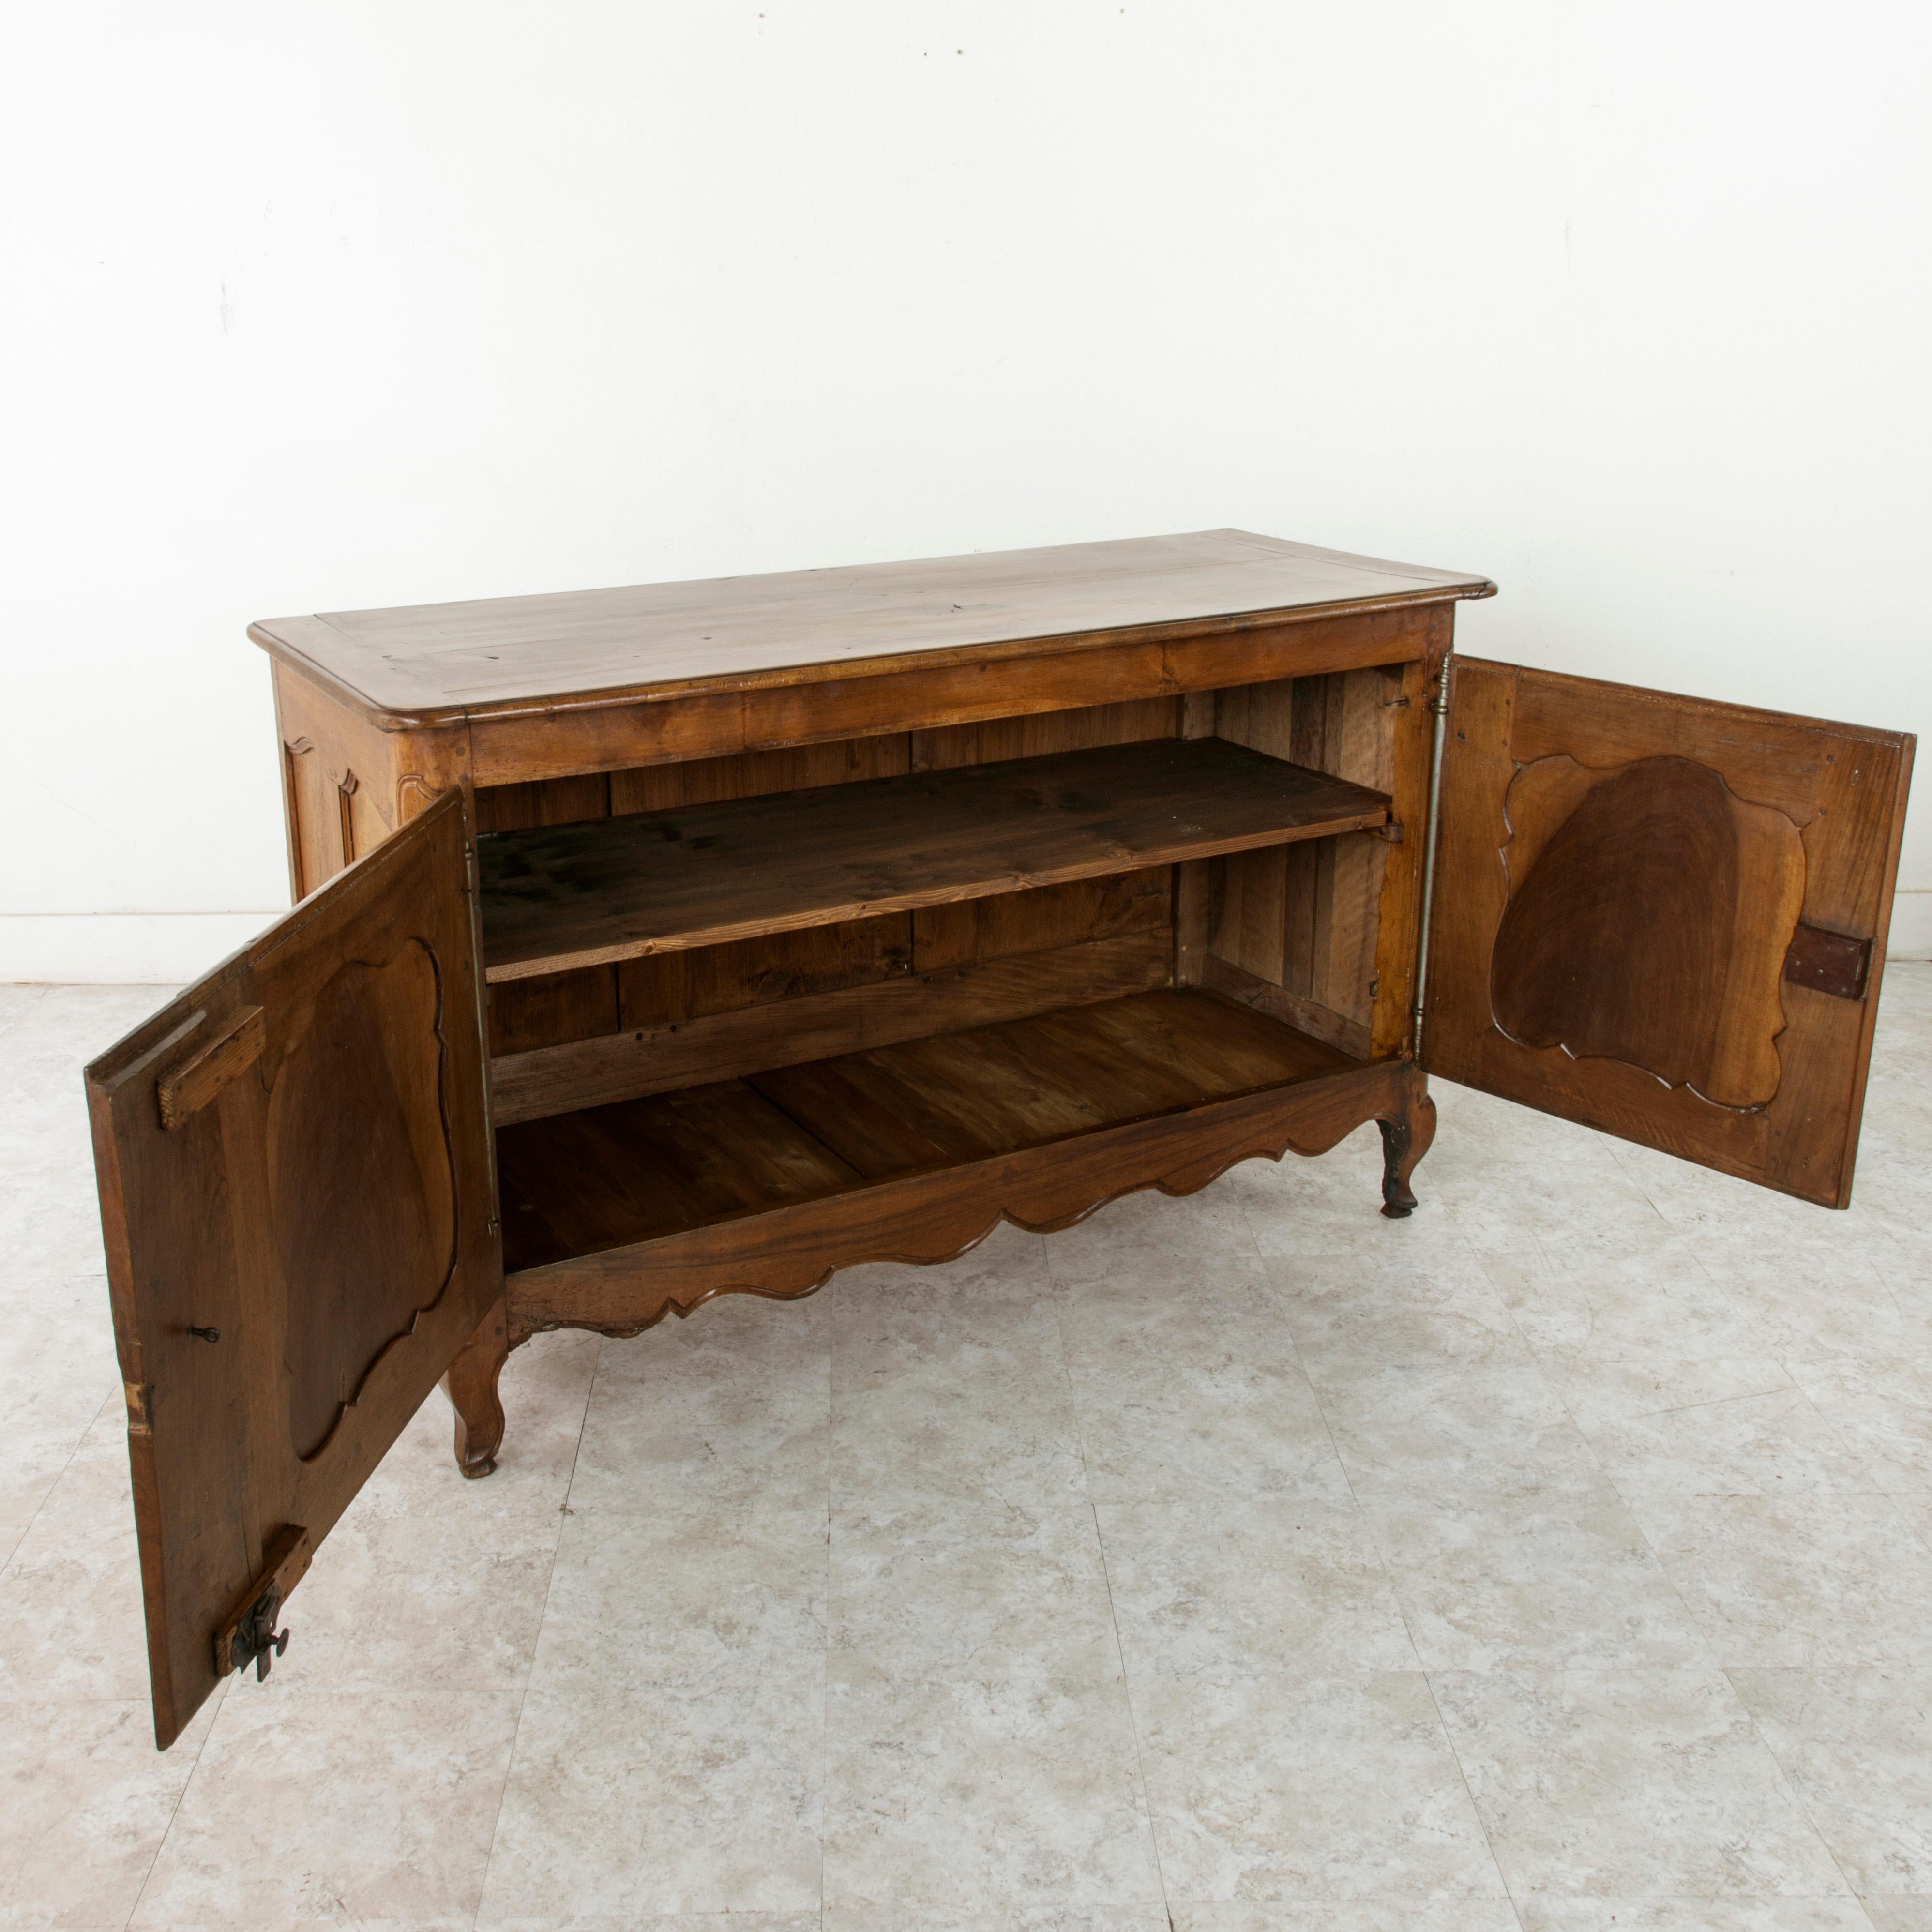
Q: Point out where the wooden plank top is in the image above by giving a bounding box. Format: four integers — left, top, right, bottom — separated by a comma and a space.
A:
477, 736, 1391, 982
250, 529, 1494, 726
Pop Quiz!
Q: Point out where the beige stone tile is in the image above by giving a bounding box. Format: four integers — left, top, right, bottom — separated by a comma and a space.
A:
480, 1681, 824, 1918
1581, 1385, 1880, 1499
1364, 1487, 1709, 1670
1609, 1136, 1909, 1253
1435, 1159, 1674, 1254
823, 1644, 1160, 1915
356, 1326, 601, 1523
1729, 1668, 1932, 1896
0, 1406, 153, 1702
0, 1183, 115, 1286
532, 1501, 827, 1696
832, 1493, 1113, 1676
1541, 1358, 1802, 1435
1516, 1902, 1874, 1928
480, 1917, 822, 1932
1169, 1905, 1523, 1932
1045, 1173, 1263, 1284
1312, 1360, 1606, 1504
1096, 1496, 1416, 1679
827, 1910, 1169, 1932
1864, 1899, 1932, 1929
831, 1289, 1087, 1516
1058, 1270, 1350, 1509
1630, 1492, 1932, 1666
1133, 1669, 1507, 1902
131, 1688, 520, 1928
0, 1351, 115, 1544
1481, 1236, 1766, 1362
1431, 1667, 1849, 1899
231, 1317, 597, 1706
568, 1294, 831, 1518
1698, 1250, 1932, 1364
1238, 1122, 1430, 1259
834, 1217, 1053, 1306
1268, 1246, 1527, 1376
0, 1692, 218, 1929
271, 1497, 561, 1695
1791, 1357, 1932, 1490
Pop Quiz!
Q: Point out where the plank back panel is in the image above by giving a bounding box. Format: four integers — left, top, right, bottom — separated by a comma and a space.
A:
1207, 667, 1402, 1038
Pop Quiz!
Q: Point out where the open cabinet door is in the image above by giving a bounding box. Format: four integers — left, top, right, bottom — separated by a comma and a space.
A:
85, 787, 500, 1747
1424, 659, 1914, 1207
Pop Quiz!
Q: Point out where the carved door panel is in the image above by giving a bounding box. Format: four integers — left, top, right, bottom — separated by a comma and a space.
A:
85, 787, 499, 1747
1424, 659, 1914, 1206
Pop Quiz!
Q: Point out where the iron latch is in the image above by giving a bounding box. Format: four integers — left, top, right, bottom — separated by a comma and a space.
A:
212, 1524, 312, 1684
230, 1586, 290, 1681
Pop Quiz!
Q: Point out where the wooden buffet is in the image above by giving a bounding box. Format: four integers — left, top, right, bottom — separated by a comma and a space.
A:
84, 529, 1915, 1746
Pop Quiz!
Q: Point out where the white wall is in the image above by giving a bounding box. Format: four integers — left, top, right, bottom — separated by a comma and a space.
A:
4, 0, 1927, 981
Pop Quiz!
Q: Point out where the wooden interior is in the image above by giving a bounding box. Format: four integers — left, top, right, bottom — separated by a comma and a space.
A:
475, 736, 1390, 981
466, 674, 1410, 1128
496, 986, 1356, 1270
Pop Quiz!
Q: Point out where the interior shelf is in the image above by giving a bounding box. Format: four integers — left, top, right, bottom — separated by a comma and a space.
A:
477, 736, 1390, 983
495, 986, 1360, 1270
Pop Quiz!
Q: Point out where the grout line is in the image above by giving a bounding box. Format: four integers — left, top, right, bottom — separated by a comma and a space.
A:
818, 1279, 834, 1926
1239, 1161, 1530, 1928
0, 1380, 121, 1584
1045, 1259, 1176, 1929
1719, 1662, 1872, 1918
122, 1674, 232, 1931
468, 1330, 603, 1931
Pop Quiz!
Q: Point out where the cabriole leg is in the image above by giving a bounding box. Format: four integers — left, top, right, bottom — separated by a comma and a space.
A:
442, 1295, 510, 1479
1376, 1080, 1438, 1219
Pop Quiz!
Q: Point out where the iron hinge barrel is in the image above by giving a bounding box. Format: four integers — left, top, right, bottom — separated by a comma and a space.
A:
1409, 655, 1455, 1061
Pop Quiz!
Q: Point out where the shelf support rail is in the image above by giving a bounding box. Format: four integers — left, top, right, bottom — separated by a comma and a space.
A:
1408, 653, 1455, 1060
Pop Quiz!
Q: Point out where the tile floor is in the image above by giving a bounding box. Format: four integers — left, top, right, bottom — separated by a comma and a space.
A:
1, 970, 1930, 1931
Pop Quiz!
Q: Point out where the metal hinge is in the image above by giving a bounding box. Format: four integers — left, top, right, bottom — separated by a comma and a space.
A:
213, 1525, 312, 1683
1409, 657, 1455, 1061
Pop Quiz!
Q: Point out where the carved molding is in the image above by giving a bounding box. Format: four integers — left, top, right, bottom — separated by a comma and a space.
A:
267, 938, 460, 1462
505, 1065, 1425, 1345
1491, 753, 1805, 1109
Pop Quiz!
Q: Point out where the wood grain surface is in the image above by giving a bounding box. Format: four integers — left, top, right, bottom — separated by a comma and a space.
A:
478, 737, 1389, 982
495, 986, 1355, 1271
85, 788, 500, 1748
249, 529, 1493, 723
1426, 658, 1915, 1207
503, 1058, 1426, 1338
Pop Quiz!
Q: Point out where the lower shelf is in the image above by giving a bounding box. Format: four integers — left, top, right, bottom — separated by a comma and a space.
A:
496, 986, 1356, 1273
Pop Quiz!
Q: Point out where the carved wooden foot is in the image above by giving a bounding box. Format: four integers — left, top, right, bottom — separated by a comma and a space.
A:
1376, 1085, 1437, 1219
441, 1295, 510, 1479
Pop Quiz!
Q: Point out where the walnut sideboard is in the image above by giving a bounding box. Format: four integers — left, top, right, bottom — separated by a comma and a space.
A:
85, 529, 1916, 1746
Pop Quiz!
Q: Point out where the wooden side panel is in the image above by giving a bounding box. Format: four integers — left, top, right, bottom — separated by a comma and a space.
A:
1206, 659, 1412, 1049
1427, 658, 1915, 1207
270, 663, 471, 900
85, 789, 499, 1746
473, 774, 619, 1057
